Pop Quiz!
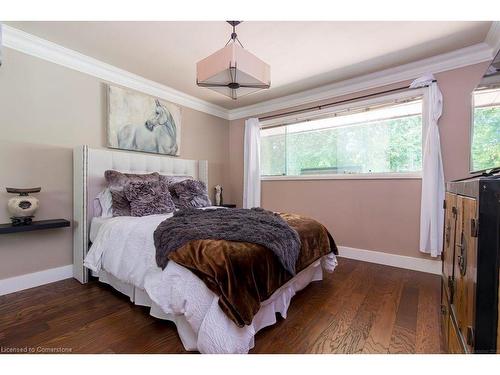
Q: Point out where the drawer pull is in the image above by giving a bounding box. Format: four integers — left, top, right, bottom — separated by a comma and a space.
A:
466, 326, 474, 347
471, 219, 478, 237
455, 232, 467, 276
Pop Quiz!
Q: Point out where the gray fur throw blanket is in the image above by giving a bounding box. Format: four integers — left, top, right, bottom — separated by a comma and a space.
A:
154, 208, 301, 275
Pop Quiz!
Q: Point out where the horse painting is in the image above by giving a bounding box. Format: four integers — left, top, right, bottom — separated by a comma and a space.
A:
107, 86, 181, 156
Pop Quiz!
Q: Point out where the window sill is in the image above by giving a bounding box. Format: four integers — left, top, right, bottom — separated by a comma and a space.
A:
260, 173, 422, 181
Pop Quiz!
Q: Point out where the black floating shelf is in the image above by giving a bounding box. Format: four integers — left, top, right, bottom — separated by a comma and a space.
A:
0, 219, 71, 235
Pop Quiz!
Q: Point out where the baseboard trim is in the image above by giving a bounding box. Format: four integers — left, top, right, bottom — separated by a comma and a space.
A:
0, 265, 73, 296
337, 246, 441, 275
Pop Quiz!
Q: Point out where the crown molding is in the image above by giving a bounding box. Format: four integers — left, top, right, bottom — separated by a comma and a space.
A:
2, 24, 498, 122
1, 25, 230, 120
485, 21, 500, 57
227, 42, 494, 120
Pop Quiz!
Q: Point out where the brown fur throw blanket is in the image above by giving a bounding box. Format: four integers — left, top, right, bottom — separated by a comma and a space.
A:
167, 212, 337, 327
154, 207, 301, 275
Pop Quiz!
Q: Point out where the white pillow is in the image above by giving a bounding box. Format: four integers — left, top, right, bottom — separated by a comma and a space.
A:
93, 188, 113, 218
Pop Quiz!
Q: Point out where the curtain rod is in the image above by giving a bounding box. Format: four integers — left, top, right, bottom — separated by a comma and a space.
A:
258, 80, 435, 122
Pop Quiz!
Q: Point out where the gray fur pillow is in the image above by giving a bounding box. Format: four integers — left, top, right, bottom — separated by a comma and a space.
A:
170, 179, 211, 209
124, 180, 175, 217
159, 175, 193, 208
105, 170, 160, 216
158, 175, 193, 187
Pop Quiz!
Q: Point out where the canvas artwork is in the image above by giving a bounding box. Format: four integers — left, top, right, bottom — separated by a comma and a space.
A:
107, 85, 181, 156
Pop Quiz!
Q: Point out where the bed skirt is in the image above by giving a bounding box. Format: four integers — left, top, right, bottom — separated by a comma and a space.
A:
93, 269, 200, 350
92, 253, 337, 353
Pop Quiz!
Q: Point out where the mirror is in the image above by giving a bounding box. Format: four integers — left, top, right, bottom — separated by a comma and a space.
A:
470, 50, 500, 173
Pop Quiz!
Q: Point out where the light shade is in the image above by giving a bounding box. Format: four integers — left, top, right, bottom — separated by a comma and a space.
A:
196, 42, 270, 100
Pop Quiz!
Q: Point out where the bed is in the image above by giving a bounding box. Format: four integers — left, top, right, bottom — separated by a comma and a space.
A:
73, 145, 337, 353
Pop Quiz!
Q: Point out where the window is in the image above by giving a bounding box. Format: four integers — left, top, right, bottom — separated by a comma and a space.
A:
471, 87, 500, 172
260, 93, 424, 178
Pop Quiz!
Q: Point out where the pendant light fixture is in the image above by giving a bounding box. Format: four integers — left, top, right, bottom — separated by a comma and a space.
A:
196, 21, 271, 100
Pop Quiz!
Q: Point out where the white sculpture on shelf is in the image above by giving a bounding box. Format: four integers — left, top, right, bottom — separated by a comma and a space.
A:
214, 185, 223, 206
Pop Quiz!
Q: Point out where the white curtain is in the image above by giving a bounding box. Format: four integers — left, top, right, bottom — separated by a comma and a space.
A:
243, 118, 261, 208
410, 74, 444, 258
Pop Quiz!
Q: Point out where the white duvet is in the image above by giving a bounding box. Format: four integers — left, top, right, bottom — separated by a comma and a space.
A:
84, 210, 337, 353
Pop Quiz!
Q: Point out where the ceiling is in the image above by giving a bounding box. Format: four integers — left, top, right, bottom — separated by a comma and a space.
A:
6, 21, 493, 109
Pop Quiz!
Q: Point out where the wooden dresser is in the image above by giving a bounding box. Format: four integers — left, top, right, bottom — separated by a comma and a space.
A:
441, 174, 500, 353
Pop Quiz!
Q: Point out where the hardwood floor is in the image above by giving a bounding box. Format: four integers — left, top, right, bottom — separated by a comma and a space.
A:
0, 258, 443, 354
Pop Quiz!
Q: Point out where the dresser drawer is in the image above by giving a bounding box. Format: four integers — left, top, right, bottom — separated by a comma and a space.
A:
452, 195, 477, 352
443, 192, 457, 300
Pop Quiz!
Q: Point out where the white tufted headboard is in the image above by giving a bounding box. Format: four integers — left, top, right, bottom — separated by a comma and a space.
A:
72, 145, 208, 283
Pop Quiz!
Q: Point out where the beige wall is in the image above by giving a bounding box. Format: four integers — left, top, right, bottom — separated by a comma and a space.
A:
0, 44, 489, 279
0, 48, 230, 279
228, 62, 488, 259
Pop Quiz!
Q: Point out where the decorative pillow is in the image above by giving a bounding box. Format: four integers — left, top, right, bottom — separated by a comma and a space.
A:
159, 175, 194, 208
124, 180, 175, 217
158, 175, 193, 187
170, 179, 211, 209
105, 170, 160, 216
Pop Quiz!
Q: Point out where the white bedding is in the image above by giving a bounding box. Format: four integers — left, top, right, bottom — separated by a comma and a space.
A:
84, 211, 337, 353
89, 216, 112, 243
